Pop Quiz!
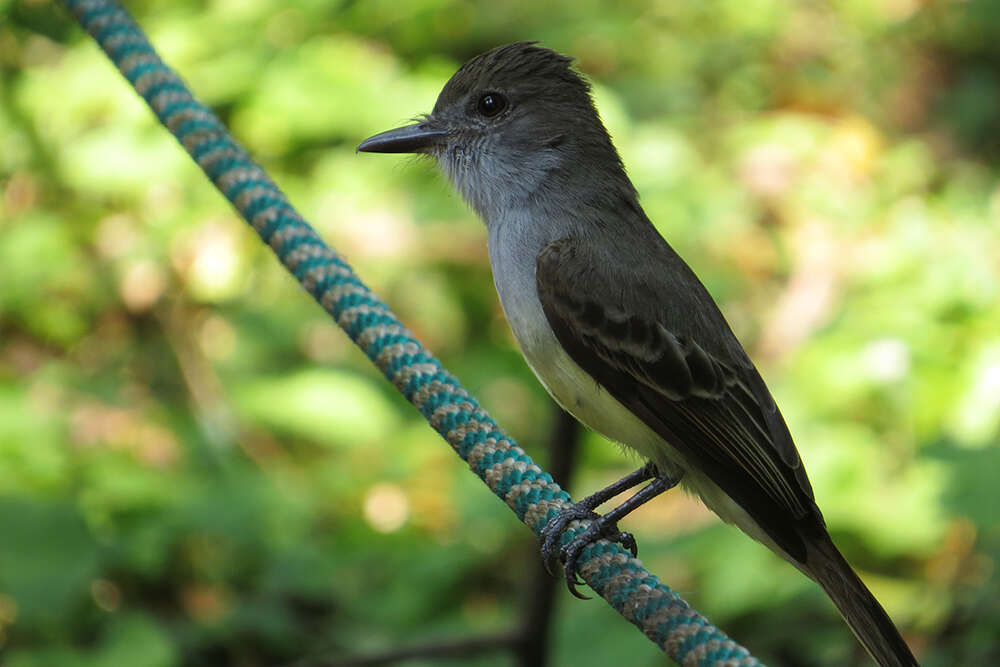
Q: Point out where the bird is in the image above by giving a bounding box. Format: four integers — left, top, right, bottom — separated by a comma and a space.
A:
357, 42, 919, 667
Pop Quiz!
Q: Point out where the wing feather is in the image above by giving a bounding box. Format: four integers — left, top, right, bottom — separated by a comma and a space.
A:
536, 237, 821, 561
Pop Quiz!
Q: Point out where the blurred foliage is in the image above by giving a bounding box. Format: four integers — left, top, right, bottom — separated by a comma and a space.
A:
1, 0, 999, 665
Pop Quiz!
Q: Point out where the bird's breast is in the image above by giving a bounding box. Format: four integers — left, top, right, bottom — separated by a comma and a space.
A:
487, 219, 683, 472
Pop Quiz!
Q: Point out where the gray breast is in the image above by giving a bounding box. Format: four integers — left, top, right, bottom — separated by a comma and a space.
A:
487, 213, 562, 362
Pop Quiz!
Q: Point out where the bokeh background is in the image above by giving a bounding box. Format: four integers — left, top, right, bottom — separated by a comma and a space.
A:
3, 1, 1000, 665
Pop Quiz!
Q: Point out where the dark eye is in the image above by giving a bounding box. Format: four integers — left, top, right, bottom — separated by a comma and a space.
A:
477, 92, 508, 118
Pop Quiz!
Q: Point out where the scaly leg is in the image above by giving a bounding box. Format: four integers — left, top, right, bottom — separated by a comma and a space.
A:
540, 462, 681, 598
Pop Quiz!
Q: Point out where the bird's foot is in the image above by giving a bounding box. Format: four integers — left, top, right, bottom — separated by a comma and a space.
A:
540, 506, 638, 599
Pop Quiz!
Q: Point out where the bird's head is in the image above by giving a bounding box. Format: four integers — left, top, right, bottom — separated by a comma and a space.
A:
359, 42, 628, 221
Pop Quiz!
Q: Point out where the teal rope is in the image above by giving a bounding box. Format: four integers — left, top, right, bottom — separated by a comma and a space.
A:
60, 2, 763, 665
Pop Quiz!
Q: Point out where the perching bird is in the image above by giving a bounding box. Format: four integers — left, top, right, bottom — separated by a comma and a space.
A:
358, 42, 918, 667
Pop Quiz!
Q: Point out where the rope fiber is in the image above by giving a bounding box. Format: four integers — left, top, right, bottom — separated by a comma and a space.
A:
60, 1, 763, 665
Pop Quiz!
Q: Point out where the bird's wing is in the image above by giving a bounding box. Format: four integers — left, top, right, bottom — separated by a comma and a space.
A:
536, 237, 819, 562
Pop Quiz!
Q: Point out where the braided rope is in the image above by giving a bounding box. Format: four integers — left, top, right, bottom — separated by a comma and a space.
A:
60, 1, 763, 665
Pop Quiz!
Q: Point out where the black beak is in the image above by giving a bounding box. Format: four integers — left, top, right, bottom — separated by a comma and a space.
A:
357, 123, 450, 154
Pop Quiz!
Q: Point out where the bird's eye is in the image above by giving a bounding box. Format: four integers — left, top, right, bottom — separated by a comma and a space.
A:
476, 92, 508, 118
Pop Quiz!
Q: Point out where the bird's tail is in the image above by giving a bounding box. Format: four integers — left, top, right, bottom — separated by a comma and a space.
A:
803, 535, 919, 667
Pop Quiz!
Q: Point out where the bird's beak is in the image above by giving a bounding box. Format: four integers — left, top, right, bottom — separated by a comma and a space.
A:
357, 123, 450, 154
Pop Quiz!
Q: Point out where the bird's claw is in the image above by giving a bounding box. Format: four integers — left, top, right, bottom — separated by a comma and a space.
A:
540, 504, 597, 575
540, 506, 639, 599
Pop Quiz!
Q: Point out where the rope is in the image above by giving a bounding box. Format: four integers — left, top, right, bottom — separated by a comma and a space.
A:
59, 2, 763, 665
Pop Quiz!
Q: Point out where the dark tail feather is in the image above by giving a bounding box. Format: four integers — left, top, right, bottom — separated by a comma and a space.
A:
804, 536, 919, 667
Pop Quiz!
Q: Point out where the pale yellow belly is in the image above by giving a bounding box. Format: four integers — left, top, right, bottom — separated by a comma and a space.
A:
516, 322, 787, 560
